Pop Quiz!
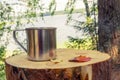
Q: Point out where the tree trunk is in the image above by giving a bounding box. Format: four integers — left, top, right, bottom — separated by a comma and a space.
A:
98, 0, 120, 62
92, 0, 120, 80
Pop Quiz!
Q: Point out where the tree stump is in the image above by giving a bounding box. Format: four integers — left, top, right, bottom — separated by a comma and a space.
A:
5, 49, 110, 80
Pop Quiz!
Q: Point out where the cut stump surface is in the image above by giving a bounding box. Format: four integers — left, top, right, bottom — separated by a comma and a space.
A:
5, 49, 110, 80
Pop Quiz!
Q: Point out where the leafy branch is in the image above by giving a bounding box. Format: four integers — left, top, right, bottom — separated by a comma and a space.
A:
65, 0, 98, 50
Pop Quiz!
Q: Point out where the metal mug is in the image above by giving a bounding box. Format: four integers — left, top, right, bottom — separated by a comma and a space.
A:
13, 27, 56, 61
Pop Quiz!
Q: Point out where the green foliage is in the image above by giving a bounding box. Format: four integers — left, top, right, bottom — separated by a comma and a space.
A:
0, 22, 6, 30
0, 3, 12, 48
49, 0, 56, 15
0, 2, 12, 32
0, 2, 12, 21
0, 46, 6, 80
65, 0, 76, 23
0, 64, 5, 80
65, 0, 76, 13
0, 0, 59, 79
25, 0, 43, 18
66, 36, 94, 50
0, 46, 6, 60
65, 0, 98, 50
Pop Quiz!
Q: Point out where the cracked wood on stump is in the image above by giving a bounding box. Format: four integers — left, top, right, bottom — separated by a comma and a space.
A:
5, 49, 110, 80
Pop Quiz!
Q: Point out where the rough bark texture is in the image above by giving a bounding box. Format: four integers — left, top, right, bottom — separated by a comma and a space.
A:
112, 65, 120, 80
92, 60, 111, 80
5, 62, 86, 80
98, 0, 120, 62
93, 0, 120, 80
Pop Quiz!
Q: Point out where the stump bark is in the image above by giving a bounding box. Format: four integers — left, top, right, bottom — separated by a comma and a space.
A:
5, 49, 110, 80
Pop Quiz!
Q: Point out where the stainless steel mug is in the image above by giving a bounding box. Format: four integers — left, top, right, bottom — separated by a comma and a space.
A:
13, 27, 56, 61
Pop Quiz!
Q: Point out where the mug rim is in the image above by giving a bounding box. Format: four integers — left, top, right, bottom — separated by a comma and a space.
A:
26, 27, 56, 30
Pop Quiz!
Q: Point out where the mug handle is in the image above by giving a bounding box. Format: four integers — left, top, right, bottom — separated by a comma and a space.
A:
13, 29, 27, 52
